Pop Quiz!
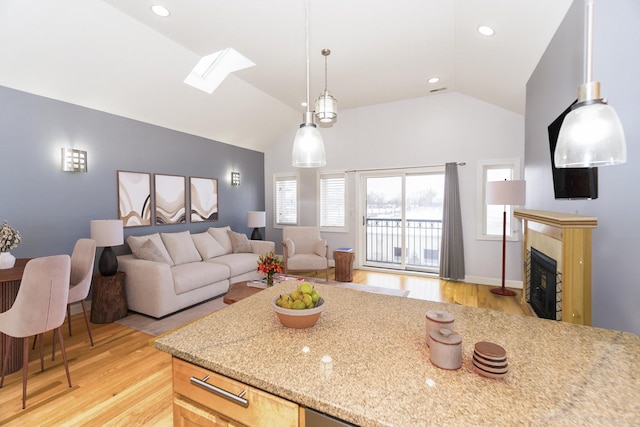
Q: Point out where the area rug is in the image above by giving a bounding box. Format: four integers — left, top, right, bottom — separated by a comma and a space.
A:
115, 281, 409, 337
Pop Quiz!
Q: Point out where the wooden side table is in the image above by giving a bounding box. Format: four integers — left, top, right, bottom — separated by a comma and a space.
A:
90, 271, 128, 323
334, 250, 354, 282
223, 281, 264, 305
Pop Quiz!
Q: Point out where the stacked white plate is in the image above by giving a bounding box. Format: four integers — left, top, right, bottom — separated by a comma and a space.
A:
472, 341, 508, 379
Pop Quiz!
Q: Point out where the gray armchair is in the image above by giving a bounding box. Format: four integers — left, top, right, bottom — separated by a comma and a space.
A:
282, 226, 329, 281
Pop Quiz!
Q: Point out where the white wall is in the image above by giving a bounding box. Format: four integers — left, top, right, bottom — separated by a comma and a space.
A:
525, 0, 640, 334
264, 91, 525, 286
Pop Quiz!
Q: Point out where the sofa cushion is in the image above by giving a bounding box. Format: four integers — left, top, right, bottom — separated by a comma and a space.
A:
313, 238, 327, 257
192, 232, 226, 259
228, 230, 252, 253
171, 262, 230, 295
285, 237, 295, 257
132, 239, 171, 264
161, 231, 202, 266
207, 253, 260, 277
126, 233, 174, 265
207, 226, 233, 255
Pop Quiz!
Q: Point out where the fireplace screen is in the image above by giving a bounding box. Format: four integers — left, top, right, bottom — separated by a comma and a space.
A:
526, 248, 562, 321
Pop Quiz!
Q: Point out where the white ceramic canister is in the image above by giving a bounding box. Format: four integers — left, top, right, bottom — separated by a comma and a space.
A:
425, 310, 454, 347
429, 328, 462, 370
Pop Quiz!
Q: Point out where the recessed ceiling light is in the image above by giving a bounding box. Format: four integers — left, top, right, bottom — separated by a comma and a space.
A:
478, 25, 495, 36
151, 5, 171, 17
428, 77, 440, 84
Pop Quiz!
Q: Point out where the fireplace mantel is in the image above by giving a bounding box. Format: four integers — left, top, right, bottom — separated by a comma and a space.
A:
514, 209, 597, 326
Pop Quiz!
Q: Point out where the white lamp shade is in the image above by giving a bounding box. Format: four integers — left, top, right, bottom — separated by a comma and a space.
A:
247, 211, 266, 228
292, 124, 326, 168
90, 219, 124, 247
486, 180, 526, 206
315, 90, 337, 123
554, 102, 627, 168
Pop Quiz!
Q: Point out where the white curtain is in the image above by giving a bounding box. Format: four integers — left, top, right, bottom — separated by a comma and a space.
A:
439, 162, 465, 281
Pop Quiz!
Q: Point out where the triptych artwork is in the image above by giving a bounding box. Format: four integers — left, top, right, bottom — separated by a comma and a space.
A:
117, 171, 218, 228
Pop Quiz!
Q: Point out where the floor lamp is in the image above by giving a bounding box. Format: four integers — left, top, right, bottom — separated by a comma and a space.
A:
486, 180, 526, 296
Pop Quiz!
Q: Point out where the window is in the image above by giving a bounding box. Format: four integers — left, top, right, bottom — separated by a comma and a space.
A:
477, 159, 521, 240
319, 172, 346, 231
274, 174, 298, 226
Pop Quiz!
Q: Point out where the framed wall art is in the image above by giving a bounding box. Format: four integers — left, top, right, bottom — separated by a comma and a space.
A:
155, 174, 186, 225
189, 177, 219, 222
117, 171, 152, 227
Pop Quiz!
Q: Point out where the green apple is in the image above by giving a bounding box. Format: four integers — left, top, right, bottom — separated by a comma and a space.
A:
291, 289, 303, 301
302, 293, 313, 308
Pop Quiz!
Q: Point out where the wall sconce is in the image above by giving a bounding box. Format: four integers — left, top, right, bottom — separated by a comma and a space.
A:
61, 148, 88, 172
231, 171, 240, 186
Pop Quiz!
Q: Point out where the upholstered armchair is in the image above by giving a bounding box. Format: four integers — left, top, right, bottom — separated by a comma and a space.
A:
282, 226, 329, 281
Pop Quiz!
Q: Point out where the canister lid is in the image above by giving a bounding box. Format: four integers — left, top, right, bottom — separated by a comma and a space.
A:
426, 310, 454, 323
429, 328, 462, 345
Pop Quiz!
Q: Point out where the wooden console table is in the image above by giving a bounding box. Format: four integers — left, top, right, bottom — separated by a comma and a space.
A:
0, 258, 31, 374
90, 272, 128, 323
514, 209, 597, 326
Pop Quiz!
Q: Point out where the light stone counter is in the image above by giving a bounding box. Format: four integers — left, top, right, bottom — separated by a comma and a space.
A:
155, 281, 640, 426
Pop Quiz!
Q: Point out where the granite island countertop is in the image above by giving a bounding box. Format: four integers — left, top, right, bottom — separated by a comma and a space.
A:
154, 281, 640, 426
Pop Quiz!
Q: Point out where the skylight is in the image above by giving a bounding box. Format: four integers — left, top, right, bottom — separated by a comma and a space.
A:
184, 48, 255, 94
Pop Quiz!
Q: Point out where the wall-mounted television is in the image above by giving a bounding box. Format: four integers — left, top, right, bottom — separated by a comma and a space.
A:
547, 102, 598, 199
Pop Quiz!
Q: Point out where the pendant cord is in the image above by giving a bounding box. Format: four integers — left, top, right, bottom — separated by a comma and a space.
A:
305, 0, 311, 114
585, 0, 594, 83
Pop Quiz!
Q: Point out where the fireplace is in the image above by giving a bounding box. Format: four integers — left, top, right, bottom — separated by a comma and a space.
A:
527, 248, 562, 321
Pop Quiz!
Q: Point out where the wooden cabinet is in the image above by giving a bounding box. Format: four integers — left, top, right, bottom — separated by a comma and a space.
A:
172, 357, 301, 427
514, 209, 597, 326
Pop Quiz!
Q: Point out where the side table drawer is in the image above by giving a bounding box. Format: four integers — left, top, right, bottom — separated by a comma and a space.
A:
172, 357, 299, 427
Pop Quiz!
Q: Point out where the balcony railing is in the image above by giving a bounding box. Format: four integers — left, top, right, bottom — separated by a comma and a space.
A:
365, 218, 442, 268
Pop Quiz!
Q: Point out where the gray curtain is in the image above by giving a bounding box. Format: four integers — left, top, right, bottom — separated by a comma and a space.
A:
439, 162, 465, 281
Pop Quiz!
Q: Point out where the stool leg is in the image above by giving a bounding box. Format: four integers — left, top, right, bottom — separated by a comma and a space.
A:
22, 337, 29, 409
56, 328, 72, 388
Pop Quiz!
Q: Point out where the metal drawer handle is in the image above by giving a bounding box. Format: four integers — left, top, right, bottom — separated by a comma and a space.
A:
190, 375, 249, 408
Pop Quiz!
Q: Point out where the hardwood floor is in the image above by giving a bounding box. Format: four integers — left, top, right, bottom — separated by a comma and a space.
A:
0, 269, 526, 425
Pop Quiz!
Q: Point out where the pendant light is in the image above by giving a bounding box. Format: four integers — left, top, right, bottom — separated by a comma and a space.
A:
554, 0, 627, 168
292, 0, 326, 168
315, 49, 337, 123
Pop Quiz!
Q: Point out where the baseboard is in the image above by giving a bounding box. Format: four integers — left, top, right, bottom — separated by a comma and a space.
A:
464, 275, 523, 290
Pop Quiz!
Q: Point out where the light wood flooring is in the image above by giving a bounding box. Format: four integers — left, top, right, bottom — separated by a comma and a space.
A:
1, 269, 526, 425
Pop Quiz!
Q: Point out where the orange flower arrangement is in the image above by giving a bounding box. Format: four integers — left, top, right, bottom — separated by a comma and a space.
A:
257, 252, 284, 286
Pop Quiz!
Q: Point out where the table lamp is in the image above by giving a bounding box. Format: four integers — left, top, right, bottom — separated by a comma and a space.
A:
485, 180, 526, 296
90, 219, 124, 276
247, 211, 266, 240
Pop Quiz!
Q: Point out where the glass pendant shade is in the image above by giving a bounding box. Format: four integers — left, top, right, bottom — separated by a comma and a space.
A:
315, 89, 337, 123
554, 101, 627, 168
292, 121, 326, 168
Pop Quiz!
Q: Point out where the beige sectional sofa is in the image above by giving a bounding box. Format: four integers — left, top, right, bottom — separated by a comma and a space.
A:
116, 226, 274, 318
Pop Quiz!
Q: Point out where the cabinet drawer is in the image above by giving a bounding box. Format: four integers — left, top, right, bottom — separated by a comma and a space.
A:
172, 357, 299, 427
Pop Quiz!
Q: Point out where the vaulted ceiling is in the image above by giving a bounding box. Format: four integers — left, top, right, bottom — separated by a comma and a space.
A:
0, 0, 573, 152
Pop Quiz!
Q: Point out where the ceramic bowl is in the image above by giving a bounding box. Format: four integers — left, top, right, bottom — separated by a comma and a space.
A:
272, 296, 325, 329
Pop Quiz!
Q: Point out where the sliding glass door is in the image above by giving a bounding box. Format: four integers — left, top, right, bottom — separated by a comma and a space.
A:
361, 169, 444, 273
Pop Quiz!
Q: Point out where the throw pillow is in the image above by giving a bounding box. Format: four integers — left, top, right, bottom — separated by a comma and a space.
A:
192, 232, 227, 259
207, 226, 233, 254
132, 238, 171, 264
313, 238, 327, 257
126, 233, 174, 265
228, 230, 253, 253
285, 237, 295, 258
161, 231, 202, 265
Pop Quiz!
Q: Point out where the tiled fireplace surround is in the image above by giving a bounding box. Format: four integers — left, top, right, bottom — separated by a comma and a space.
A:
514, 209, 598, 326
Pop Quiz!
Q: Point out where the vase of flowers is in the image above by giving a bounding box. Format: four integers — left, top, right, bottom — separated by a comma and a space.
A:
0, 220, 22, 269
257, 251, 284, 286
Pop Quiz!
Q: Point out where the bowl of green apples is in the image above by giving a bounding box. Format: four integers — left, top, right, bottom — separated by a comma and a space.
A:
272, 282, 325, 329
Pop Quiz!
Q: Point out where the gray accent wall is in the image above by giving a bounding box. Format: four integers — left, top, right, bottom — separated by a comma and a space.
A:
525, 0, 640, 334
0, 85, 265, 259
